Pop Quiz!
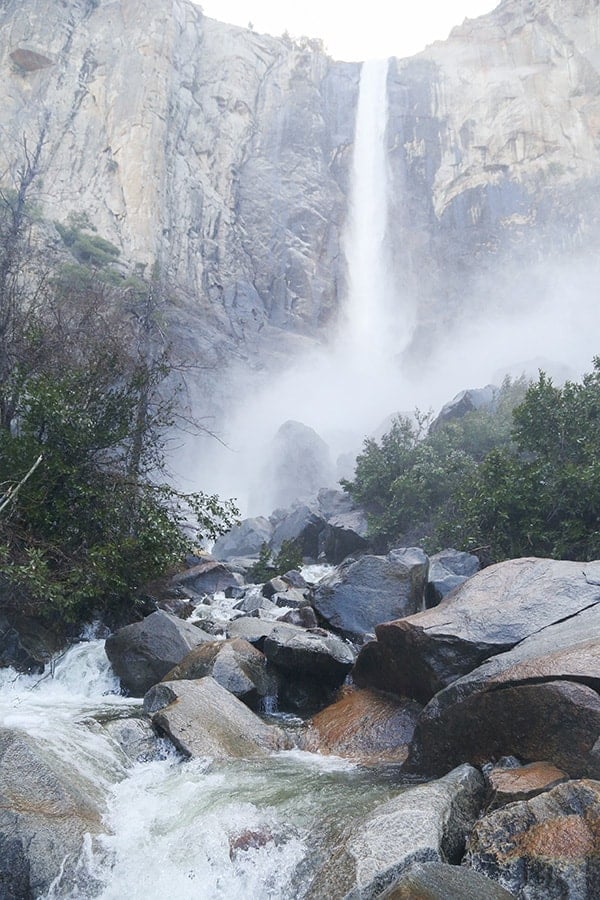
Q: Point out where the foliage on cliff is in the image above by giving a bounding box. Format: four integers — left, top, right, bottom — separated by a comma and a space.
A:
343, 366, 600, 563
0, 147, 238, 623
342, 378, 527, 553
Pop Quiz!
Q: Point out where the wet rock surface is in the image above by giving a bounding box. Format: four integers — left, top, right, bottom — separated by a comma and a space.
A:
354, 558, 600, 702
314, 548, 428, 639
105, 611, 213, 697
303, 688, 421, 764
425, 548, 480, 608
0, 728, 104, 900
380, 861, 516, 899
306, 764, 485, 899
464, 779, 600, 899
143, 677, 288, 759
486, 761, 570, 809
405, 600, 600, 777
163, 637, 273, 701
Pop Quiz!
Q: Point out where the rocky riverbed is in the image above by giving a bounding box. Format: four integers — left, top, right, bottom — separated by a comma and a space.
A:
1, 541, 599, 898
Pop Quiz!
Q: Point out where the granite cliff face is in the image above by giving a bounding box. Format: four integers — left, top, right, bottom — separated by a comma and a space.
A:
1, 0, 599, 376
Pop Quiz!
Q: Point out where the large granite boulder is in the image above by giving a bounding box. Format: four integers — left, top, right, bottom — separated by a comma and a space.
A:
262, 623, 355, 683
485, 760, 569, 810
0, 728, 104, 899
354, 557, 600, 703
464, 779, 600, 898
170, 559, 241, 595
104, 611, 213, 696
314, 548, 428, 639
405, 599, 600, 777
211, 516, 274, 561
143, 677, 287, 759
380, 862, 515, 899
429, 385, 498, 432
425, 548, 480, 608
303, 688, 422, 765
263, 420, 336, 511
163, 637, 273, 702
307, 764, 485, 899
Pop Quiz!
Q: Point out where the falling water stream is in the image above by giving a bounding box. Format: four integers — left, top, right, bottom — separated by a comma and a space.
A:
0, 62, 411, 899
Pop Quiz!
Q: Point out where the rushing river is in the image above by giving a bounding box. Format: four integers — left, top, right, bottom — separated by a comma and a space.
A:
0, 637, 410, 899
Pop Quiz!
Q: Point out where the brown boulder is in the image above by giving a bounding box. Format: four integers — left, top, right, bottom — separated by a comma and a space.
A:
487, 761, 569, 809
303, 688, 422, 764
464, 779, 600, 898
405, 601, 600, 777
163, 637, 272, 701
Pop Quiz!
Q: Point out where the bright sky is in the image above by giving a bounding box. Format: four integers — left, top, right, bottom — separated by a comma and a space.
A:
197, 1, 499, 61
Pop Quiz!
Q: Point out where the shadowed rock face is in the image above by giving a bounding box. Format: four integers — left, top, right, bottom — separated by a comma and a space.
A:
104, 611, 214, 696
464, 779, 600, 899
405, 600, 600, 777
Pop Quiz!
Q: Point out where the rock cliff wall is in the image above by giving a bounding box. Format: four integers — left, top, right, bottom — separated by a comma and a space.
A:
1, 0, 599, 382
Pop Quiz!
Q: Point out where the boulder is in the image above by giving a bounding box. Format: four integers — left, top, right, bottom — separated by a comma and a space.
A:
211, 516, 273, 561
306, 764, 485, 899
405, 600, 600, 777
464, 779, 600, 898
226, 617, 282, 647
262, 623, 355, 683
380, 862, 515, 899
104, 611, 213, 696
163, 637, 273, 701
143, 677, 287, 759
279, 606, 319, 628
103, 717, 165, 763
0, 606, 68, 673
486, 761, 569, 809
303, 688, 422, 764
425, 548, 480, 608
354, 558, 600, 703
0, 728, 103, 899
429, 385, 498, 432
171, 560, 241, 595
314, 548, 428, 639
269, 490, 370, 565
264, 420, 336, 511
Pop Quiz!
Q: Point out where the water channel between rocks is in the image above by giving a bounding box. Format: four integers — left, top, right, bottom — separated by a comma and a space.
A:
0, 639, 413, 899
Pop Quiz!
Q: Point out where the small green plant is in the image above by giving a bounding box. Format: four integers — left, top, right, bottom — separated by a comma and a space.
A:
249, 539, 303, 583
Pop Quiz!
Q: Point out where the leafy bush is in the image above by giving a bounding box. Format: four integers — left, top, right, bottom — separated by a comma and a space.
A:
249, 539, 303, 583
343, 378, 526, 550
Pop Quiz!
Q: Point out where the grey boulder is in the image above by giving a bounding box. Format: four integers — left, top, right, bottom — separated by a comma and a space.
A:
143, 677, 287, 759
307, 764, 485, 899
314, 548, 428, 639
105, 610, 213, 696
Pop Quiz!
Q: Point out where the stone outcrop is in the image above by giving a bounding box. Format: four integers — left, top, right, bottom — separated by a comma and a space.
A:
303, 688, 421, 764
104, 610, 213, 696
405, 598, 600, 777
353, 558, 600, 702
464, 779, 600, 899
0, 728, 104, 899
143, 676, 287, 759
314, 548, 428, 639
307, 764, 485, 899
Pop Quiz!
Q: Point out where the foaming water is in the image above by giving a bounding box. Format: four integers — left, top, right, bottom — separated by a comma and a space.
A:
1, 637, 408, 898
51, 736, 403, 899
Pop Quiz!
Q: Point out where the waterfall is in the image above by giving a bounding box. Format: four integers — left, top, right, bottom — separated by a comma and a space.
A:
340, 57, 395, 359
